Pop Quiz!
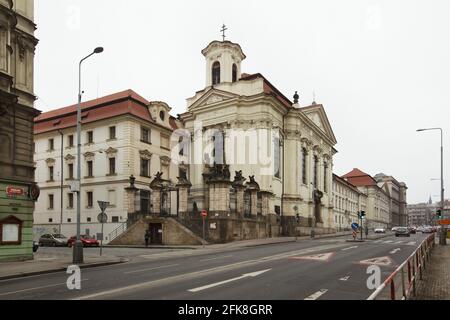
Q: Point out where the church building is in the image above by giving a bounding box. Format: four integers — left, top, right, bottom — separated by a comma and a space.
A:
108, 36, 340, 245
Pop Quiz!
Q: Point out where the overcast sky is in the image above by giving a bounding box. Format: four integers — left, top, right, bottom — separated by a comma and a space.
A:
35, 0, 450, 204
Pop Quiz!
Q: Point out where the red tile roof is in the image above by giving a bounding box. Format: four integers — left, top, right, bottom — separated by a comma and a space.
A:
34, 89, 154, 135
240, 73, 293, 109
342, 168, 377, 186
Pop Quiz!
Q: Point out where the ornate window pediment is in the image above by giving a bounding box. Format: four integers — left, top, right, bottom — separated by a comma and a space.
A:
83, 152, 95, 159
64, 154, 75, 164
139, 150, 152, 160
45, 158, 56, 166
160, 156, 171, 167
105, 147, 118, 157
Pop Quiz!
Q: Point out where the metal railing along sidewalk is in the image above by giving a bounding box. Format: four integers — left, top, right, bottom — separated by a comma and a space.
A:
367, 233, 436, 300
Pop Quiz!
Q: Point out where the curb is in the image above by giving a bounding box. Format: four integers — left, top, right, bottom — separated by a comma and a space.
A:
105, 245, 197, 250
0, 258, 128, 281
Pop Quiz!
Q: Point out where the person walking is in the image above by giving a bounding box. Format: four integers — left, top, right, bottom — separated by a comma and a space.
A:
145, 229, 150, 247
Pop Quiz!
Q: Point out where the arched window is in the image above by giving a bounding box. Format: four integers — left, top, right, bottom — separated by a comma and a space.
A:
232, 64, 237, 82
212, 61, 220, 85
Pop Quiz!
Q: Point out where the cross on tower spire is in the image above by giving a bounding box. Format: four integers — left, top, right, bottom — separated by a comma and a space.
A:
221, 24, 228, 41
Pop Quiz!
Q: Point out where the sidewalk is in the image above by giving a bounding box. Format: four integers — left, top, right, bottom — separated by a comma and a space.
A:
0, 251, 127, 281
413, 238, 450, 300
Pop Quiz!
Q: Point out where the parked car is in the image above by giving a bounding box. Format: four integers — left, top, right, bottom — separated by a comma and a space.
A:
395, 227, 410, 237
33, 241, 39, 252
391, 227, 400, 232
422, 227, 434, 234
38, 234, 68, 247
374, 228, 386, 234
408, 227, 417, 234
67, 235, 100, 247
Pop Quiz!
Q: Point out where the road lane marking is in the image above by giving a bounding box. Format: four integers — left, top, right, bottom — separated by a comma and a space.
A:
188, 269, 271, 293
304, 289, 328, 300
200, 255, 233, 262
290, 252, 335, 262
73, 243, 350, 300
339, 276, 351, 281
393, 241, 403, 244
359, 256, 393, 267
390, 248, 401, 254
124, 264, 179, 275
0, 279, 89, 297
373, 240, 383, 243
383, 240, 394, 244
341, 246, 358, 251
407, 241, 416, 246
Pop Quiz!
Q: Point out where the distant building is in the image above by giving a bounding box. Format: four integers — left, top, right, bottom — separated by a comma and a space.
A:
0, 1, 39, 262
33, 90, 179, 243
342, 168, 390, 229
374, 173, 408, 226
407, 197, 450, 226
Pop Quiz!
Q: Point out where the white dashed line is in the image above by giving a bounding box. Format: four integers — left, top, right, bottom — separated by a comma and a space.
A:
304, 289, 328, 300
383, 240, 394, 244
200, 255, 233, 262
339, 276, 351, 281
341, 246, 358, 251
124, 264, 179, 274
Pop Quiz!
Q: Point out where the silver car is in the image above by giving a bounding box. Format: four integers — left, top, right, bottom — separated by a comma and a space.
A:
38, 234, 68, 247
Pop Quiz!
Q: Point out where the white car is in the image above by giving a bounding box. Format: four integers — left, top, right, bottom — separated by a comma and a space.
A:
391, 227, 400, 232
374, 228, 386, 234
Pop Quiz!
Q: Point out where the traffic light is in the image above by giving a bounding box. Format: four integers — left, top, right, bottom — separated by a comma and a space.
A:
360, 211, 366, 219
437, 209, 442, 219
296, 213, 300, 224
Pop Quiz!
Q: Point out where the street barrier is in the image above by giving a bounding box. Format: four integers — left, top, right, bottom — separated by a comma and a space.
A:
367, 233, 435, 300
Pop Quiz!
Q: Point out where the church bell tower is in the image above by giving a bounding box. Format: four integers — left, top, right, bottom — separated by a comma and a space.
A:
201, 36, 246, 88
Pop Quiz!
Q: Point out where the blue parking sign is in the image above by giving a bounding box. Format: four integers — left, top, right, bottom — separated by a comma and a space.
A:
351, 223, 359, 231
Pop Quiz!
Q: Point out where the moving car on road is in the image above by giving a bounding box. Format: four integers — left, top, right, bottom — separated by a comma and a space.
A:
408, 227, 416, 234
67, 235, 100, 247
422, 226, 434, 234
395, 227, 410, 237
374, 228, 386, 233
38, 234, 68, 247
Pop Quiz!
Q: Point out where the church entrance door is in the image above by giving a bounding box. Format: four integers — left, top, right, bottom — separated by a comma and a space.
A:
149, 223, 163, 244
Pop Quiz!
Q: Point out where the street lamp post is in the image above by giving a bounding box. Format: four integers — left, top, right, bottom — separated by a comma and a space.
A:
57, 129, 64, 235
73, 47, 104, 264
417, 128, 446, 246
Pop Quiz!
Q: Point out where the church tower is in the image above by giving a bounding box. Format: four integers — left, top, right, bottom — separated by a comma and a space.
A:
201, 40, 246, 88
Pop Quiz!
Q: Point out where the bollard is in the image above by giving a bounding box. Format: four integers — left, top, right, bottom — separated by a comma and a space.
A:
390, 280, 396, 300
407, 261, 411, 283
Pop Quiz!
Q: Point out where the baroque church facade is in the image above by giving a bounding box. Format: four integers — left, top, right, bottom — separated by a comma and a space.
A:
175, 39, 338, 240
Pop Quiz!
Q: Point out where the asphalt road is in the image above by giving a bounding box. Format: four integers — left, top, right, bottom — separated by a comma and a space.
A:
0, 233, 429, 300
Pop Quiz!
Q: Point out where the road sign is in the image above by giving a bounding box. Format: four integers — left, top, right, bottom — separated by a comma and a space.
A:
201, 210, 207, 217
98, 201, 110, 212
351, 223, 359, 231
97, 213, 108, 223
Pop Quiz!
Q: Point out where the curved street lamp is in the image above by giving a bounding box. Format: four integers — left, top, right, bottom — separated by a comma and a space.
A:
73, 47, 104, 264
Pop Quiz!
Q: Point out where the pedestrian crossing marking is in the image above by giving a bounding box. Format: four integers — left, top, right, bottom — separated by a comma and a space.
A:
393, 241, 403, 244
407, 241, 416, 246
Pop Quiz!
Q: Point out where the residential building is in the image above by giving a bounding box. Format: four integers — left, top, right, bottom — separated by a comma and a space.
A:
33, 90, 178, 243
0, 0, 39, 262
342, 168, 390, 229
332, 174, 367, 231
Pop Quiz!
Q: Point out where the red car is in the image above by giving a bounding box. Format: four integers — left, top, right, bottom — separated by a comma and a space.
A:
67, 235, 100, 247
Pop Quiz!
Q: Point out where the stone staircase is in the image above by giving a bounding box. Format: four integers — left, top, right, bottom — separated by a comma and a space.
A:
108, 216, 205, 246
